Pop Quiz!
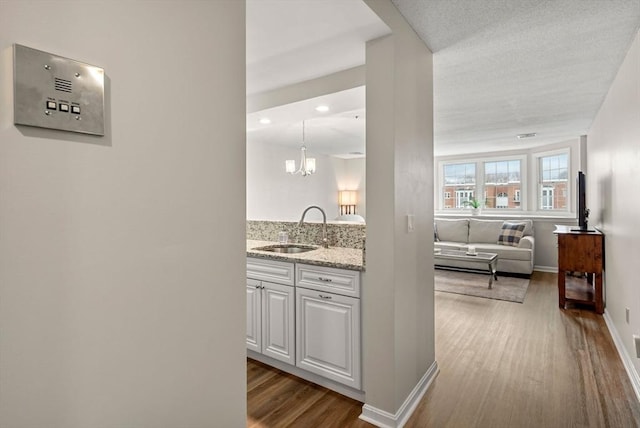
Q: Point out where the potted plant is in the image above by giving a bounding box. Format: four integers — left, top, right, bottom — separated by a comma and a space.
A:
463, 197, 482, 215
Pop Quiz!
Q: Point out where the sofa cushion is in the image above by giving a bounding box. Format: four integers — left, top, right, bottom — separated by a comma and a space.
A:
434, 219, 469, 243
497, 222, 526, 246
434, 241, 466, 251
471, 243, 532, 261
468, 219, 504, 244
518, 219, 534, 237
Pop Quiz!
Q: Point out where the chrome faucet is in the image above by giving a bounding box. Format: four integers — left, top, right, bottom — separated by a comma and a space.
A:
298, 205, 329, 248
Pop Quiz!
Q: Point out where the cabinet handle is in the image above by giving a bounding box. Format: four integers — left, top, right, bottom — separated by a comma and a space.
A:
319, 294, 332, 300
255, 285, 261, 289
318, 277, 332, 282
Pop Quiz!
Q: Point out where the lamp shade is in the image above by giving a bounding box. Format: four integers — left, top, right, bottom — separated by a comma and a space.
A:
305, 157, 316, 174
285, 159, 296, 173
339, 190, 357, 205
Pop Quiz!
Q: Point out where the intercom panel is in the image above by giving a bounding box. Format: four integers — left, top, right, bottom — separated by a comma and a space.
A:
14, 44, 105, 136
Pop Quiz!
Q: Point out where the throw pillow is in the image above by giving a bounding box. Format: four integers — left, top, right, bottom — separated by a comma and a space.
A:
498, 222, 526, 246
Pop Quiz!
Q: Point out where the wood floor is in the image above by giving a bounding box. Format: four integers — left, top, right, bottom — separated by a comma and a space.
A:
247, 272, 640, 427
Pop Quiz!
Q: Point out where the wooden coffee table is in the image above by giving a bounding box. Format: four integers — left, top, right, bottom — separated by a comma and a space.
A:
434, 249, 499, 288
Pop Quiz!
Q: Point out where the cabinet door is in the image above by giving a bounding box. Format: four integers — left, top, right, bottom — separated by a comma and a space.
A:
262, 281, 295, 365
246, 279, 262, 353
296, 287, 361, 389
558, 233, 604, 272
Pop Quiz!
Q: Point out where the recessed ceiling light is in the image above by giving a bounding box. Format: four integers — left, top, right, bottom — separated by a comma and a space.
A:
259, 118, 271, 124
315, 105, 329, 112
517, 133, 537, 139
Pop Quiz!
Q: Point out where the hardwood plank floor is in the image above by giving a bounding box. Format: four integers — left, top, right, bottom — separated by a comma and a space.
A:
247, 272, 640, 427
247, 359, 370, 428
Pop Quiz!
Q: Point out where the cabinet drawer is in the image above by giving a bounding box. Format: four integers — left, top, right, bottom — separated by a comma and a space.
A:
557, 234, 604, 272
247, 258, 295, 286
296, 263, 360, 298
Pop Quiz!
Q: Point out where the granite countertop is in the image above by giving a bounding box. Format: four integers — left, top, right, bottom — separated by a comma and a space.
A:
247, 239, 364, 271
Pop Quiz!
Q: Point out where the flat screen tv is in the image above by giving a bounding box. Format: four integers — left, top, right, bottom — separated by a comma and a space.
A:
574, 171, 591, 231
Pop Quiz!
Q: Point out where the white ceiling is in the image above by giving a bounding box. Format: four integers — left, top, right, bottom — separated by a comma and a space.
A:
247, 0, 640, 157
246, 86, 367, 159
246, 0, 390, 95
246, 0, 389, 158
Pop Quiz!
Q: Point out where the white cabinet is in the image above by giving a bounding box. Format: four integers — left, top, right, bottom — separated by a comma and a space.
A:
246, 279, 262, 353
296, 263, 360, 298
246, 279, 295, 365
247, 258, 362, 390
247, 257, 295, 285
262, 281, 295, 363
295, 264, 361, 390
247, 259, 295, 365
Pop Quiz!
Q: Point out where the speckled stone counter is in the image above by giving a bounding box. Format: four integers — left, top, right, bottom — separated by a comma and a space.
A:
247, 220, 365, 249
247, 240, 364, 271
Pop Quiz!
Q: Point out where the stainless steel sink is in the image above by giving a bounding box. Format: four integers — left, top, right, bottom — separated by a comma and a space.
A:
252, 244, 318, 254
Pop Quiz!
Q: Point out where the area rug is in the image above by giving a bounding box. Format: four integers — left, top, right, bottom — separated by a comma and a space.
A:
434, 269, 530, 303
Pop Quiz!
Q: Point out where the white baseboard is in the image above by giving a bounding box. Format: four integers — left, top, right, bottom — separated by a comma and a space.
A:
359, 360, 439, 428
603, 310, 640, 403
534, 265, 557, 273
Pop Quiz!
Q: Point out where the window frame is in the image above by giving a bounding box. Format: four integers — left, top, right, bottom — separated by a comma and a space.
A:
440, 161, 477, 209
534, 148, 571, 212
436, 144, 577, 217
483, 158, 524, 211
541, 186, 554, 210
438, 154, 526, 212
455, 189, 475, 208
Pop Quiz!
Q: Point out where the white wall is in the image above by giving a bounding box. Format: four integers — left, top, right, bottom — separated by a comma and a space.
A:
362, 0, 435, 422
533, 218, 574, 270
247, 141, 366, 221
0, 2, 247, 427
339, 157, 367, 219
587, 30, 640, 385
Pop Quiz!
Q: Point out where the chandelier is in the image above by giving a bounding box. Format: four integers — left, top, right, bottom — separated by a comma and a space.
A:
285, 121, 316, 176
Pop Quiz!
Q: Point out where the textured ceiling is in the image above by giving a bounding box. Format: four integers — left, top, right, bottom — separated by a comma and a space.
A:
392, 0, 640, 155
247, 0, 640, 157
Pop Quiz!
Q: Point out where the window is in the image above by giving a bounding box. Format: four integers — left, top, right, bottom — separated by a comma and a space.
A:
541, 186, 554, 210
538, 153, 568, 210
438, 146, 576, 213
484, 160, 521, 210
496, 192, 509, 208
443, 163, 476, 210
455, 190, 474, 208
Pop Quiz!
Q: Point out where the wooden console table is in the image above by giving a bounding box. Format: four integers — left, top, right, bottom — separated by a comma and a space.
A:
554, 225, 604, 314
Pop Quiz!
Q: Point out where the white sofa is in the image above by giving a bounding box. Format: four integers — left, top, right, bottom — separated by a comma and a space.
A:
434, 218, 535, 275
